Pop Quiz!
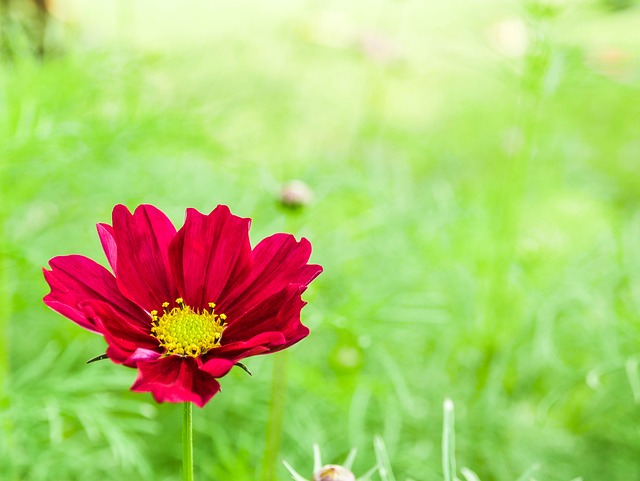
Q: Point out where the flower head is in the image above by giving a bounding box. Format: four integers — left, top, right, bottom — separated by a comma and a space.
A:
279, 180, 314, 209
283, 444, 378, 481
43, 204, 322, 407
313, 465, 356, 481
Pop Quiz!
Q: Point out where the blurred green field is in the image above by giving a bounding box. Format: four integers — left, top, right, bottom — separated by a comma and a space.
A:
1, 0, 640, 480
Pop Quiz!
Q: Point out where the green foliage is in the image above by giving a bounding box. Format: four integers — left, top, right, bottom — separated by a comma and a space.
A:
1, 1, 640, 480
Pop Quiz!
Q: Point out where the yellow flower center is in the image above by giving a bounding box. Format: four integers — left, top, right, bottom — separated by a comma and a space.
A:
150, 298, 227, 358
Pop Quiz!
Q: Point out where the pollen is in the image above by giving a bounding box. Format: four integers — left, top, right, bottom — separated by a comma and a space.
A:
150, 298, 227, 358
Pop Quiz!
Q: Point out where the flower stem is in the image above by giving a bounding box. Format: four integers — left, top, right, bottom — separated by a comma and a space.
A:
261, 352, 288, 481
183, 402, 194, 481
0, 226, 9, 399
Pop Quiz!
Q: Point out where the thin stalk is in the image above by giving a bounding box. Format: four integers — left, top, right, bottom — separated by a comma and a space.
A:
442, 398, 456, 481
0, 223, 9, 400
261, 352, 288, 481
183, 402, 194, 481
0, 227, 12, 478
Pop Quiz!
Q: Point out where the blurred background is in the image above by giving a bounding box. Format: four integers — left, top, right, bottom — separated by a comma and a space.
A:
1, 0, 640, 480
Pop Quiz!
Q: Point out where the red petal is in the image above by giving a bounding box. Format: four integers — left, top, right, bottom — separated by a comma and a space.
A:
43, 255, 146, 334
97, 223, 117, 273
128, 348, 163, 364
111, 204, 179, 311
81, 299, 160, 367
131, 357, 221, 407
213, 287, 309, 364
169, 205, 252, 310
197, 357, 236, 378
222, 286, 307, 343
221, 233, 322, 318
215, 331, 287, 360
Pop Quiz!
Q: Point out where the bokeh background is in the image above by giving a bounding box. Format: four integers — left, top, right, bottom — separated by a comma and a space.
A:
1, 0, 640, 480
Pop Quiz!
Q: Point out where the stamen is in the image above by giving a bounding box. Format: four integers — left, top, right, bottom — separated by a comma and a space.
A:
150, 298, 227, 358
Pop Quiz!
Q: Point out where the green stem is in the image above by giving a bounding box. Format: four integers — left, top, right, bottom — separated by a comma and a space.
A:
0, 223, 10, 400
183, 402, 194, 481
261, 352, 288, 481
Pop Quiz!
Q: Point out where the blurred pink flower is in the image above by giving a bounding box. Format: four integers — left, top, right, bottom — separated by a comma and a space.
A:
358, 31, 401, 65
588, 47, 636, 81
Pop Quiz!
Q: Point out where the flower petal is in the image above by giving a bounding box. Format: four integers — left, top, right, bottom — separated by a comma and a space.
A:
197, 357, 236, 378
43, 254, 146, 334
97, 222, 117, 273
222, 285, 308, 344
111, 204, 179, 311
169, 205, 252, 310
211, 286, 309, 364
216, 331, 287, 360
81, 299, 160, 367
131, 356, 221, 407
221, 233, 322, 318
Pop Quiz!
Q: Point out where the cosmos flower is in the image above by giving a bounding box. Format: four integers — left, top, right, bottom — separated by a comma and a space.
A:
43, 204, 322, 407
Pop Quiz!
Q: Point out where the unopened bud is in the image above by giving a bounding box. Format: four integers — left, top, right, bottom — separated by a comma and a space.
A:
313, 465, 356, 481
279, 180, 313, 209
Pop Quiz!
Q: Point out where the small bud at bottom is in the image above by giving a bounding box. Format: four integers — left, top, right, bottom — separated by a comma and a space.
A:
313, 465, 356, 481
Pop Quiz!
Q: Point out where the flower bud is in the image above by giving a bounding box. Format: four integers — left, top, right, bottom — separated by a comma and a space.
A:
279, 180, 313, 209
313, 464, 356, 481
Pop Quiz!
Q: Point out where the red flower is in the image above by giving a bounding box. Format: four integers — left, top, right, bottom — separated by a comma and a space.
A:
43, 205, 322, 407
